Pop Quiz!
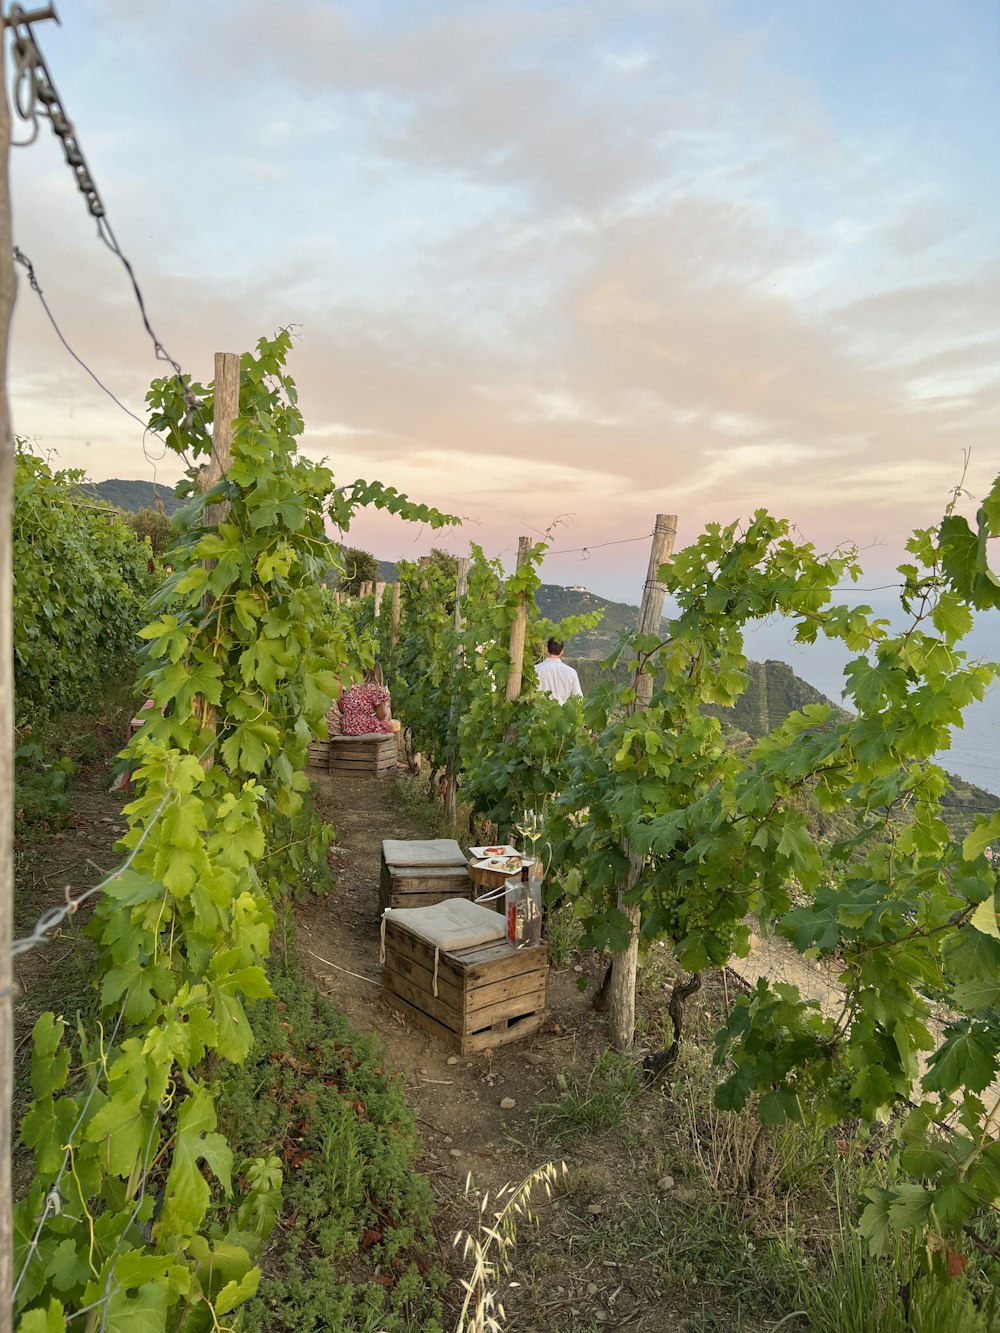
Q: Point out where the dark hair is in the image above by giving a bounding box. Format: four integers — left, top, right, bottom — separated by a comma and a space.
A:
546, 637, 564, 655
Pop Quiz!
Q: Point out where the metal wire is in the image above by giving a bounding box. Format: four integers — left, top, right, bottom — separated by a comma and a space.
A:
11, 737, 214, 959
13, 245, 157, 437
5, 6, 227, 475
12, 1003, 127, 1303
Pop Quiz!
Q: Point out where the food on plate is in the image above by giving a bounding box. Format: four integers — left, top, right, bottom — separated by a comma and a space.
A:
476, 854, 522, 872
484, 846, 507, 856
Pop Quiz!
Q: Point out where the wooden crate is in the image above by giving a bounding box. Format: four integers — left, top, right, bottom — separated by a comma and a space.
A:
329, 732, 397, 778
382, 916, 548, 1054
380, 838, 474, 912
307, 739, 331, 771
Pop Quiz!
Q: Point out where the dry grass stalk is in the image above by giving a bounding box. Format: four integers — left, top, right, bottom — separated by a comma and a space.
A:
453, 1160, 567, 1333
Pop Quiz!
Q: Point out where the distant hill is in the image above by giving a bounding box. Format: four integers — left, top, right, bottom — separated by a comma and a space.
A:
536, 583, 641, 658
532, 584, 999, 819
703, 658, 850, 736
82, 479, 183, 515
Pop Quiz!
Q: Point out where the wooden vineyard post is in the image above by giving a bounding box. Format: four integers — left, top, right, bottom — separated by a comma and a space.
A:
373, 580, 386, 616
505, 536, 531, 703
607, 513, 678, 1051
201, 352, 239, 527
0, 15, 17, 1324
198, 353, 239, 756
444, 555, 470, 825
389, 582, 401, 670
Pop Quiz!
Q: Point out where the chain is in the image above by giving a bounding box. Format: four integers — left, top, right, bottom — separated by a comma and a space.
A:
7, 4, 105, 220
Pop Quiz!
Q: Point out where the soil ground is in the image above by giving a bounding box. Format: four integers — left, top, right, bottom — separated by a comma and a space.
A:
302, 768, 771, 1333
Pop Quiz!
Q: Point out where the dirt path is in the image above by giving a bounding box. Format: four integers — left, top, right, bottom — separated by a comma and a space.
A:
298, 772, 716, 1331
299, 771, 599, 1194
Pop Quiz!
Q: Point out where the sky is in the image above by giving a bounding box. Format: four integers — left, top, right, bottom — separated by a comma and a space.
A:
8, 0, 1000, 606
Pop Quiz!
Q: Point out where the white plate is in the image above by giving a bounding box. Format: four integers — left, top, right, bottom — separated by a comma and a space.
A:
473, 855, 535, 873
468, 844, 518, 860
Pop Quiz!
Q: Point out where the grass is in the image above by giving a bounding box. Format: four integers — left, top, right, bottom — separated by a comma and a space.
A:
509, 958, 1000, 1333
532, 1049, 643, 1143
218, 959, 447, 1332
543, 900, 583, 968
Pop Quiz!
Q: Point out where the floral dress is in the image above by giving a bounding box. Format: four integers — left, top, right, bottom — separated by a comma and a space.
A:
339, 682, 390, 735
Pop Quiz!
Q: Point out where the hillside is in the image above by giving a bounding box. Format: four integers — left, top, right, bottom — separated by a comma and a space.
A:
537, 583, 641, 657
533, 584, 998, 818
82, 478, 184, 515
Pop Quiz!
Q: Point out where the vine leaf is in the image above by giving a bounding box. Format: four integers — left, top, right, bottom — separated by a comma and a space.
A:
969, 896, 1000, 940
922, 1028, 997, 1096
215, 1267, 261, 1316
158, 1087, 233, 1237
951, 976, 1000, 1011
17, 1298, 67, 1331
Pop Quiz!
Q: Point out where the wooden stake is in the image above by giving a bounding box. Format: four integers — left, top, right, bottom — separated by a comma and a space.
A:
607, 514, 678, 1052
201, 352, 239, 526
373, 580, 386, 617
389, 582, 401, 668
454, 557, 470, 629
505, 537, 531, 703
197, 354, 238, 764
444, 556, 470, 825
0, 23, 15, 1324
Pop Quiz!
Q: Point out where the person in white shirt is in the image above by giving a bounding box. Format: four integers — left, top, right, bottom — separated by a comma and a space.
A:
536, 637, 583, 704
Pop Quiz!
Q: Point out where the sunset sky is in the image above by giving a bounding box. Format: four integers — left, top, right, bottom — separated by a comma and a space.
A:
9, 0, 1000, 602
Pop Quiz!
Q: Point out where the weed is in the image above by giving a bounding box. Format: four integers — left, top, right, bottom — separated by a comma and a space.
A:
453, 1161, 567, 1332
13, 742, 74, 828
533, 1049, 643, 1143
544, 901, 583, 968
219, 963, 446, 1332
782, 1163, 999, 1333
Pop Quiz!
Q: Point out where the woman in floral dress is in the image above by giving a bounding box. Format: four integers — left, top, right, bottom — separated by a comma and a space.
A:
336, 666, 391, 735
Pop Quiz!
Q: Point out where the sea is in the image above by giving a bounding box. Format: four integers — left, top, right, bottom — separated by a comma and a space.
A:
742, 608, 1000, 800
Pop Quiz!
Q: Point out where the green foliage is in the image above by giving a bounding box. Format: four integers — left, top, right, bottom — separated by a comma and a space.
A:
124, 506, 175, 556
221, 968, 444, 1332
13, 742, 74, 827
13, 445, 156, 721
385, 479, 1000, 1286
426, 547, 458, 578
388, 540, 601, 832
783, 1163, 997, 1333
339, 545, 378, 595
14, 333, 456, 1331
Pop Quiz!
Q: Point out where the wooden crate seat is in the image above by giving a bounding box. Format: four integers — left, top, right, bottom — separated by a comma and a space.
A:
381, 900, 548, 1054
328, 732, 397, 778
307, 739, 332, 771
379, 838, 474, 912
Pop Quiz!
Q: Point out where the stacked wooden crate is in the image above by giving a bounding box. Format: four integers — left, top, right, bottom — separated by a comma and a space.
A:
329, 732, 396, 778
382, 911, 548, 1054
379, 838, 474, 913
307, 739, 332, 771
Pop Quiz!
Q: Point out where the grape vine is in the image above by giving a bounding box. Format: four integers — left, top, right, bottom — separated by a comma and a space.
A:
381, 483, 1000, 1279
13, 446, 156, 721
13, 332, 456, 1331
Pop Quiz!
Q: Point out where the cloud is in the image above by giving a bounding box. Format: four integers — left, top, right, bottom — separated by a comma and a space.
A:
9, 0, 999, 599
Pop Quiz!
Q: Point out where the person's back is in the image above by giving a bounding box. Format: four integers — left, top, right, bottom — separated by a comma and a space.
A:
338, 667, 391, 734
536, 637, 582, 704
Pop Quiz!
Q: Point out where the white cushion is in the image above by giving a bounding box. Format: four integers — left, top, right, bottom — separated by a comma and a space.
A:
385, 898, 505, 951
